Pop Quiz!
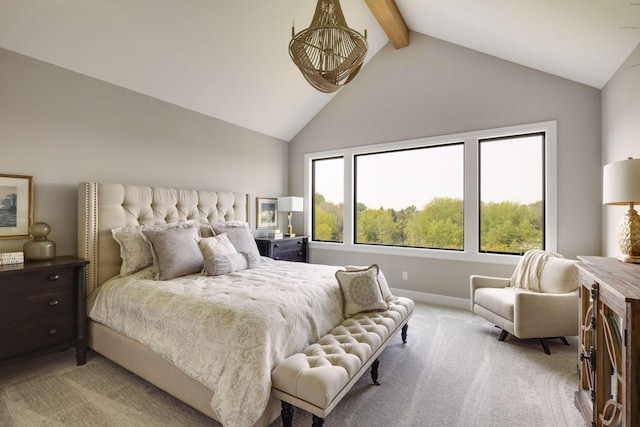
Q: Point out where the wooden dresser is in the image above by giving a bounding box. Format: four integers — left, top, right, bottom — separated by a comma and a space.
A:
0, 256, 89, 367
575, 256, 640, 427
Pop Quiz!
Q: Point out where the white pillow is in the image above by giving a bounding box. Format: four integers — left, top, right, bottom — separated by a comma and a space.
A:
211, 224, 261, 261
197, 233, 238, 259
203, 252, 261, 276
345, 265, 394, 301
336, 265, 388, 317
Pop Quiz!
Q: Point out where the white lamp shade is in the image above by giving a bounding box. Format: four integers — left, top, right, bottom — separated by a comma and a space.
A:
277, 196, 304, 212
603, 158, 640, 205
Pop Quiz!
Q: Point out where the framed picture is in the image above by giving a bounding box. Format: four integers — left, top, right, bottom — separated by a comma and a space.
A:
0, 174, 33, 239
256, 197, 278, 229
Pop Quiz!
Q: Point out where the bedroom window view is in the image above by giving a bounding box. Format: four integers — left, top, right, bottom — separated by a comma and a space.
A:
479, 132, 545, 254
312, 157, 344, 242
354, 143, 465, 249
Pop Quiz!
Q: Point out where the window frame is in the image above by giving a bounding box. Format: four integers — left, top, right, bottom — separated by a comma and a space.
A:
304, 121, 557, 265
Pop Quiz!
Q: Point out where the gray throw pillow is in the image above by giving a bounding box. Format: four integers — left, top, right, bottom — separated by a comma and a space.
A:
141, 225, 204, 280
211, 225, 262, 261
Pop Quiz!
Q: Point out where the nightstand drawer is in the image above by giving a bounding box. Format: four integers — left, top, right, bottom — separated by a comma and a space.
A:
0, 286, 73, 325
271, 239, 306, 261
0, 267, 74, 297
0, 315, 74, 359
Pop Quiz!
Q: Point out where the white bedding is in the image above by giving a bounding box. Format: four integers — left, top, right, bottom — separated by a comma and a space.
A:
88, 258, 344, 427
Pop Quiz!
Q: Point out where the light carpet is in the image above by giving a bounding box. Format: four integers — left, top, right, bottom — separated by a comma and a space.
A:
0, 303, 584, 426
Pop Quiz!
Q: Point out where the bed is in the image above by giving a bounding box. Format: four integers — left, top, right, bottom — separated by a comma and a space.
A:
77, 181, 357, 427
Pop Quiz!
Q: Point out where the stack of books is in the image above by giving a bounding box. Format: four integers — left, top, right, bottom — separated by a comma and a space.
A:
0, 251, 25, 265
268, 230, 284, 239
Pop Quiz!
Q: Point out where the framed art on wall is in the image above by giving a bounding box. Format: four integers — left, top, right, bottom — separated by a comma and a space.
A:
256, 197, 278, 229
0, 174, 33, 239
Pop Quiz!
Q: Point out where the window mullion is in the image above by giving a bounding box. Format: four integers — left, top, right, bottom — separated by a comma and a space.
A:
343, 153, 354, 246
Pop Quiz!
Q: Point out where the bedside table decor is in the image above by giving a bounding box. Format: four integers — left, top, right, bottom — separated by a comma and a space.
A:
0, 256, 89, 367
0, 173, 33, 239
23, 221, 56, 261
277, 196, 303, 237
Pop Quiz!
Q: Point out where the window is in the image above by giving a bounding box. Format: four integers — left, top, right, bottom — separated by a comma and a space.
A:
305, 121, 556, 263
354, 143, 464, 249
479, 133, 545, 254
312, 157, 344, 242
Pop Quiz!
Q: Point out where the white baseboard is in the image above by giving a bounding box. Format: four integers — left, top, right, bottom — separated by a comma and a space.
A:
391, 288, 471, 311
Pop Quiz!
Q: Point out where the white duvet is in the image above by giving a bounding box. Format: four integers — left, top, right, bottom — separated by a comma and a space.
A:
88, 258, 344, 427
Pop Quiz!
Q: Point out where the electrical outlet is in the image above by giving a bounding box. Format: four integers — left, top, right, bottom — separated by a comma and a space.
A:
402, 271, 408, 280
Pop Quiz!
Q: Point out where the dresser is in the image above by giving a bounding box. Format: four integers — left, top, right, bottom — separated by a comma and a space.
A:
0, 256, 89, 367
575, 256, 640, 427
255, 236, 308, 262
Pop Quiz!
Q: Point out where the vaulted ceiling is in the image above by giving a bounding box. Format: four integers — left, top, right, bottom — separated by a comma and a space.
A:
1, 1, 639, 141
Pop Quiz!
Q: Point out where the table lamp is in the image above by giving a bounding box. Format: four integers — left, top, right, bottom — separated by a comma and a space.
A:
603, 157, 640, 263
277, 196, 304, 237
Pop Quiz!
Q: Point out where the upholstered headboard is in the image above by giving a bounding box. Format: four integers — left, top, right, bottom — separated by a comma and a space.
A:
78, 182, 250, 295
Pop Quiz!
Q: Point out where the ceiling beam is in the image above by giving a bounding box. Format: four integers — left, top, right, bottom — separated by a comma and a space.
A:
364, 0, 409, 49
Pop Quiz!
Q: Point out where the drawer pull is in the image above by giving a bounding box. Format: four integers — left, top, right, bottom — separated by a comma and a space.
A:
297, 241, 302, 245
48, 299, 59, 306
274, 244, 280, 248
298, 252, 303, 256
48, 274, 60, 281
49, 328, 58, 335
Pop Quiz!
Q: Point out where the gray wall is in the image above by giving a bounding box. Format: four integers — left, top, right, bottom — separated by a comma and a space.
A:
602, 42, 640, 257
290, 33, 602, 301
0, 48, 289, 257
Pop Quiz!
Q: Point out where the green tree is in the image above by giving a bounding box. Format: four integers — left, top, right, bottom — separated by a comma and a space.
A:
416, 197, 464, 249
357, 208, 397, 244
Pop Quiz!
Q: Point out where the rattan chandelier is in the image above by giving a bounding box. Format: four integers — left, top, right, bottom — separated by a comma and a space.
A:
289, 0, 368, 93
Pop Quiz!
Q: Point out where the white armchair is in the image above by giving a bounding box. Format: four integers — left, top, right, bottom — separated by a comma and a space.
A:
470, 250, 579, 354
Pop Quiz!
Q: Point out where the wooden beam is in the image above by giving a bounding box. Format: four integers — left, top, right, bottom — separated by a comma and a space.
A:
364, 0, 409, 49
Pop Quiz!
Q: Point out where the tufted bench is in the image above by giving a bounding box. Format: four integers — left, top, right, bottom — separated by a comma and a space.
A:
271, 296, 414, 427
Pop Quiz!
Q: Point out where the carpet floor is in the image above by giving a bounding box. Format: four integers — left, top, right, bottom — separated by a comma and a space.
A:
0, 303, 585, 426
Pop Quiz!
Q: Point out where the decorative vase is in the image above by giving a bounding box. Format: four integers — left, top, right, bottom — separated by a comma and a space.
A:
23, 222, 56, 261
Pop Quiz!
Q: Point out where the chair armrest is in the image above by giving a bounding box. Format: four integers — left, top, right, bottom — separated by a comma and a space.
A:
469, 275, 511, 310
513, 290, 579, 338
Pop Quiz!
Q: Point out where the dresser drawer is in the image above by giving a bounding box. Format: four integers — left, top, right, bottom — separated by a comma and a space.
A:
0, 267, 74, 297
0, 286, 73, 325
0, 315, 74, 359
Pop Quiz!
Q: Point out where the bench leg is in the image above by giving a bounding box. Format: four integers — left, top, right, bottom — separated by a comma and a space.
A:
371, 358, 381, 385
312, 415, 326, 427
281, 401, 294, 427
401, 323, 409, 343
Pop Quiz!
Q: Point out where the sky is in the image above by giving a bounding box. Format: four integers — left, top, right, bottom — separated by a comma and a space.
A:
314, 135, 543, 210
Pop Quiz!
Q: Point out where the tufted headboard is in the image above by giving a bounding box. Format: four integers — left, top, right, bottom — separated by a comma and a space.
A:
78, 182, 250, 295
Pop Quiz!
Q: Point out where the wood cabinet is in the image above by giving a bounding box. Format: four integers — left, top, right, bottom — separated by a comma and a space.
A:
0, 256, 89, 367
575, 256, 640, 427
255, 236, 308, 262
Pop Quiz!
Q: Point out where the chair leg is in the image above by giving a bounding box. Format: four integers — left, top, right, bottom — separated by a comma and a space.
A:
498, 329, 509, 341
560, 336, 569, 346
539, 339, 551, 355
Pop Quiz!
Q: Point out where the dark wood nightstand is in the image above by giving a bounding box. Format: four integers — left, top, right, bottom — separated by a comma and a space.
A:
255, 236, 308, 262
0, 255, 89, 367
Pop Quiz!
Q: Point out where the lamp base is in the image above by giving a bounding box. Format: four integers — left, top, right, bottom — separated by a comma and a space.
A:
616, 207, 640, 263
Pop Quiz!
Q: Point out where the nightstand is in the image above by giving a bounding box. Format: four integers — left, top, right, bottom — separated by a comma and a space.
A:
0, 255, 89, 367
255, 236, 308, 262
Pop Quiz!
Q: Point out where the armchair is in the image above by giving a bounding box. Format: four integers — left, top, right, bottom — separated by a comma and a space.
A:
470, 250, 579, 354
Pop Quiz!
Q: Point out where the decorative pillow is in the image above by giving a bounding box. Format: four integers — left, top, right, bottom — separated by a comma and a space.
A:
197, 233, 238, 259
211, 224, 262, 261
336, 265, 388, 317
112, 221, 197, 276
141, 225, 204, 280
346, 265, 394, 301
203, 252, 261, 276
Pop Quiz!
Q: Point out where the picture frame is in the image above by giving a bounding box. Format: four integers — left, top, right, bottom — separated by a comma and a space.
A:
0, 174, 33, 239
256, 197, 278, 229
